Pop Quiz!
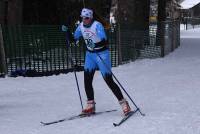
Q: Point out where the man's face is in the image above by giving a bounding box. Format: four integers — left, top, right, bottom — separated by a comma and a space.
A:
82, 17, 92, 25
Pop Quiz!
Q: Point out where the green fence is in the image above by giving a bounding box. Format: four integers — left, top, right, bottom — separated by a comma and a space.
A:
0, 21, 180, 77
2, 25, 73, 76
1, 25, 118, 77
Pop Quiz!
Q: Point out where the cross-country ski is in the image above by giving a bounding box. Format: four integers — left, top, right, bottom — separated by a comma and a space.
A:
41, 109, 117, 126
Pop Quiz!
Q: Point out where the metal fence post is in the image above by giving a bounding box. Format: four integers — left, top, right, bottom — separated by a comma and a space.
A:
117, 23, 122, 65
171, 20, 175, 52
116, 0, 122, 65
156, 21, 165, 57
0, 24, 7, 76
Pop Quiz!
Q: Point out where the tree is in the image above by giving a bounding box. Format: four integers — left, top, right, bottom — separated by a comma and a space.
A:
0, 0, 6, 24
0, 0, 23, 25
110, 0, 150, 30
22, 0, 112, 25
7, 0, 23, 25
0, 24, 7, 75
156, 0, 166, 57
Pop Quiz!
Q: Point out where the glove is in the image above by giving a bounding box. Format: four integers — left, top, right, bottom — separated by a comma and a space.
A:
61, 25, 68, 32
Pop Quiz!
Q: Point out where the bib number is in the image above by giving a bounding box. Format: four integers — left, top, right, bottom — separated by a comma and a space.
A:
85, 39, 95, 50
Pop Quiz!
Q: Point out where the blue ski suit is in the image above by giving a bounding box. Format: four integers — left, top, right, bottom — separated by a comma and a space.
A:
74, 20, 124, 101
74, 21, 111, 76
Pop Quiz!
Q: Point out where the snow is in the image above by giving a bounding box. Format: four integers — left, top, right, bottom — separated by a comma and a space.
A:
181, 0, 200, 9
181, 27, 200, 38
180, 24, 186, 30
1, 28, 200, 134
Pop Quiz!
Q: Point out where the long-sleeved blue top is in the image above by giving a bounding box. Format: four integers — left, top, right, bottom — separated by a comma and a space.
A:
74, 21, 107, 41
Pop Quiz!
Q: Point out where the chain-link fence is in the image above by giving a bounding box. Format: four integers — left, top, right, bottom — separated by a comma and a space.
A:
0, 20, 180, 77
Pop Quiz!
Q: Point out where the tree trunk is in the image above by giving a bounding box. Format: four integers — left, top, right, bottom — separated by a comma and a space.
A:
156, 0, 166, 57
116, 0, 122, 64
7, 0, 23, 25
0, 24, 7, 75
0, 0, 6, 24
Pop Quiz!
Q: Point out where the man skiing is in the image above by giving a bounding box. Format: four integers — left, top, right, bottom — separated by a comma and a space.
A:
74, 8, 132, 116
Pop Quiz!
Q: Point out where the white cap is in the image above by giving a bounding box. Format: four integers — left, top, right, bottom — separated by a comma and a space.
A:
80, 8, 93, 18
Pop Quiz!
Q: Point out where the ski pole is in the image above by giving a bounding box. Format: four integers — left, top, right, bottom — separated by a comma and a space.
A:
63, 25, 83, 110
96, 53, 145, 116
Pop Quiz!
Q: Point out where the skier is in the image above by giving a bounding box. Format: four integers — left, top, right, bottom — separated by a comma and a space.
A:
74, 8, 132, 116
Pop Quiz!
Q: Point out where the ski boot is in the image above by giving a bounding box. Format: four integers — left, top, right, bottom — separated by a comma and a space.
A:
119, 99, 131, 116
82, 100, 96, 115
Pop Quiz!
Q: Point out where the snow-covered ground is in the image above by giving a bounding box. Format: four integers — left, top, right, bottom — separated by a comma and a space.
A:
181, 28, 200, 38
0, 28, 200, 134
180, 24, 186, 30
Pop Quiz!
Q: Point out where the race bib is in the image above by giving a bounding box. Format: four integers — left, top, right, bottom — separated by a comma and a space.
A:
80, 21, 102, 50
85, 38, 95, 50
